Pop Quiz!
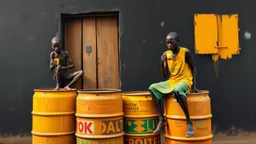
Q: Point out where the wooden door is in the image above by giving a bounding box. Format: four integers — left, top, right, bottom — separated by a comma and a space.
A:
96, 17, 119, 89
64, 18, 82, 89
64, 15, 119, 90
82, 18, 97, 89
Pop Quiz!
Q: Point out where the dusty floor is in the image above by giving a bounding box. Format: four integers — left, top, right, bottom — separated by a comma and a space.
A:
1, 134, 256, 144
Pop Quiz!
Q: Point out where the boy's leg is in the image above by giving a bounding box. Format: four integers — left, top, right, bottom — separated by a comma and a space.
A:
149, 82, 170, 133
173, 81, 194, 137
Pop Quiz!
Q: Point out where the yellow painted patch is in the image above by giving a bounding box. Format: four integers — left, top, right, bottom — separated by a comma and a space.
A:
194, 14, 240, 61
194, 14, 218, 54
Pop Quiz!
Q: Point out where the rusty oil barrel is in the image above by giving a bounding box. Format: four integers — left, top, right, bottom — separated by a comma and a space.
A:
31, 88, 77, 144
164, 90, 213, 144
76, 89, 124, 144
122, 91, 161, 144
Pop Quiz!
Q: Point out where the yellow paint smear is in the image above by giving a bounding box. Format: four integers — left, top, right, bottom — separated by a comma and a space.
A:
194, 14, 218, 54
212, 55, 219, 62
218, 14, 240, 60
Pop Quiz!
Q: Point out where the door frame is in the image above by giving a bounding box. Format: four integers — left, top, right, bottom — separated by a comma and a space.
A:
60, 11, 121, 89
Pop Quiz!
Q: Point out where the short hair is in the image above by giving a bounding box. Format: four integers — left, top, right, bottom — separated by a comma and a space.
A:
51, 36, 61, 44
166, 32, 179, 41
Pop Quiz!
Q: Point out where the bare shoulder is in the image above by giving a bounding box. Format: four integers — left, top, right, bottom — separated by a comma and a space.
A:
184, 48, 192, 55
62, 50, 70, 56
63, 50, 68, 54
185, 48, 190, 53
50, 51, 55, 57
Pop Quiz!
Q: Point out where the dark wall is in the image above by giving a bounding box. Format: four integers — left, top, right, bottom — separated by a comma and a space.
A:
0, 0, 255, 135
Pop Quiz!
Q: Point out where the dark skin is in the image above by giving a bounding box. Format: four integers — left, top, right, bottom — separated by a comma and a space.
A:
50, 37, 83, 90
151, 32, 198, 137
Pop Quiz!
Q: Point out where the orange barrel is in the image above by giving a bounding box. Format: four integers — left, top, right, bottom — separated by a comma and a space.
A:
164, 90, 213, 144
122, 91, 161, 144
76, 89, 124, 144
31, 88, 77, 144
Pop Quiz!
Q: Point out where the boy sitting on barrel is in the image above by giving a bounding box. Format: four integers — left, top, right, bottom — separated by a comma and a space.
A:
148, 32, 199, 137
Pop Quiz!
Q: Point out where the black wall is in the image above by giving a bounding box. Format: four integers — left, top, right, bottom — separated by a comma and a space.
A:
0, 0, 255, 135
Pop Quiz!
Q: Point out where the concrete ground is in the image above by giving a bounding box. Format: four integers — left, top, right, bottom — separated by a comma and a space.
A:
161, 133, 256, 144
1, 134, 256, 144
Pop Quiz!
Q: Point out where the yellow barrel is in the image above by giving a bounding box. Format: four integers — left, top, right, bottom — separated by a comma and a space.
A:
31, 88, 77, 144
164, 90, 213, 144
122, 91, 161, 144
76, 89, 124, 144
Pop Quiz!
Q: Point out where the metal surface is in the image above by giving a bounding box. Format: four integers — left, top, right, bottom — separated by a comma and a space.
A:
0, 0, 255, 137
76, 89, 124, 143
164, 90, 212, 144
122, 91, 161, 144
31, 88, 76, 144
85, 45, 92, 53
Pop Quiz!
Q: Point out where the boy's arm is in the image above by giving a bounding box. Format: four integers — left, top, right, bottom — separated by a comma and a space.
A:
185, 48, 198, 92
161, 52, 169, 79
49, 52, 55, 71
61, 51, 75, 70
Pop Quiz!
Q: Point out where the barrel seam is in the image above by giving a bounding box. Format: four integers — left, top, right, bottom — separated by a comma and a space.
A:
124, 133, 161, 136
164, 114, 212, 120
75, 132, 124, 139
75, 113, 124, 118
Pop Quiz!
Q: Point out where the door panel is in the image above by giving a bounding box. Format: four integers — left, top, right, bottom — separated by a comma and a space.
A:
64, 15, 119, 90
82, 18, 97, 89
64, 19, 82, 89
96, 17, 119, 89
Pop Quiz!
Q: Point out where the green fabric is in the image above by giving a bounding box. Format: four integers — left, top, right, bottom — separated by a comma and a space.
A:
148, 81, 188, 99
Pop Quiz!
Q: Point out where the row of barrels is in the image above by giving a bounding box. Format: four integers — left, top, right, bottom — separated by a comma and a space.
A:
31, 88, 212, 144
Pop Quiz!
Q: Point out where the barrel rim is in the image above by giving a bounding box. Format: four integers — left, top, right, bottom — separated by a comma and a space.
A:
31, 131, 75, 136
124, 114, 158, 118
75, 112, 124, 118
122, 91, 151, 96
34, 88, 77, 92
165, 134, 213, 141
77, 88, 121, 94
121, 90, 209, 96
187, 90, 209, 95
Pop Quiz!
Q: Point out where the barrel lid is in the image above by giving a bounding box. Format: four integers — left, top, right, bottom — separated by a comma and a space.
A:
34, 88, 77, 92
78, 88, 121, 94
122, 91, 151, 96
187, 90, 209, 95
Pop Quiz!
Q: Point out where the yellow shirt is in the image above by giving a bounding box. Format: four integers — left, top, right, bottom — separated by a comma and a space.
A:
166, 47, 193, 90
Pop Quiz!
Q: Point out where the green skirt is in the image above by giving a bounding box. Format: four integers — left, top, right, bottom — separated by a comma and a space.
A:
148, 81, 188, 99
